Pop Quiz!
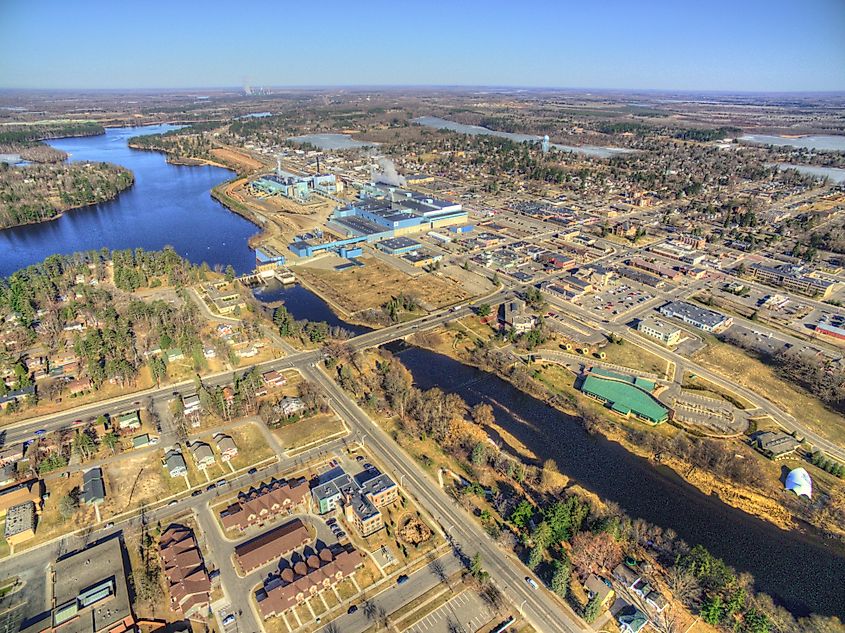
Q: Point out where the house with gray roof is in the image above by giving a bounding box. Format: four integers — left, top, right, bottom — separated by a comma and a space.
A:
164, 449, 188, 478
81, 467, 105, 505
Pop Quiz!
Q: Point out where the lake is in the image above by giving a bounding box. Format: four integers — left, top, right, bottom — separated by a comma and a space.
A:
387, 342, 845, 618
413, 116, 634, 158
741, 134, 845, 151
287, 133, 376, 150
0, 125, 260, 278
775, 163, 845, 183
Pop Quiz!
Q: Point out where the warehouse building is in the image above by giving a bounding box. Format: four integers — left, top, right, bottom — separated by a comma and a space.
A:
377, 237, 423, 255
289, 185, 466, 258
658, 301, 732, 332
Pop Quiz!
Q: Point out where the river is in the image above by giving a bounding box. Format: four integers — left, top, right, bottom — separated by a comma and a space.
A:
2, 124, 842, 617
0, 125, 260, 278
741, 134, 845, 152
385, 342, 845, 618
413, 116, 634, 158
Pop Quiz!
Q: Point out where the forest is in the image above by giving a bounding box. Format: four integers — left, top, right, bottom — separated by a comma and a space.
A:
0, 249, 211, 393
0, 161, 134, 228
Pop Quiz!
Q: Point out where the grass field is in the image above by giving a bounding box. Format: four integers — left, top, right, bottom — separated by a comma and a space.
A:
296, 256, 470, 315
693, 339, 845, 445
274, 413, 348, 451
599, 340, 669, 377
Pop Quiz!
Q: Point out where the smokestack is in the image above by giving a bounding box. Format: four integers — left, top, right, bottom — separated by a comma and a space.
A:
276, 155, 282, 178
316, 156, 320, 175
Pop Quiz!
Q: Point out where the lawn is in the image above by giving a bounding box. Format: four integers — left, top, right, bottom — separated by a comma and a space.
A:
599, 340, 669, 378
274, 413, 348, 452
226, 422, 277, 469
693, 338, 845, 445
103, 450, 179, 515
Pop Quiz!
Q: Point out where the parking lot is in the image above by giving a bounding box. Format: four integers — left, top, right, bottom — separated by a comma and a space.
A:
585, 281, 655, 319
404, 590, 495, 633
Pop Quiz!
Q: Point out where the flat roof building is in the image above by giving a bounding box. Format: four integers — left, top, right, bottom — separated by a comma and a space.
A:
658, 300, 733, 333
637, 316, 682, 346
21, 536, 135, 633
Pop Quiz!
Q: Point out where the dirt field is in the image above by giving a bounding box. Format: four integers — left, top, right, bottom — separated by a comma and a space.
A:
103, 449, 181, 515
296, 256, 471, 315
693, 339, 845, 445
211, 147, 265, 172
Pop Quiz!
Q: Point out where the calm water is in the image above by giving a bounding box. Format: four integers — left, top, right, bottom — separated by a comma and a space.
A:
413, 116, 634, 158
388, 343, 845, 617
741, 134, 845, 151
775, 163, 845, 183
0, 125, 259, 278
287, 133, 375, 150
252, 279, 372, 335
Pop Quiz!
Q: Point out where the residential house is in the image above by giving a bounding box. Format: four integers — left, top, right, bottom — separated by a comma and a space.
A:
255, 546, 363, 619
0, 443, 24, 466
81, 468, 106, 505
612, 563, 641, 590
116, 410, 141, 431
214, 434, 238, 462
618, 605, 649, 633
190, 442, 215, 470
182, 393, 201, 416
276, 397, 306, 417
234, 519, 310, 574
583, 574, 615, 610
164, 449, 188, 478
220, 477, 309, 532
262, 370, 287, 388
65, 377, 92, 396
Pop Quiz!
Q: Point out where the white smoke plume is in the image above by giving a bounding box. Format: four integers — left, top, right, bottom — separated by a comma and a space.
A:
371, 157, 406, 187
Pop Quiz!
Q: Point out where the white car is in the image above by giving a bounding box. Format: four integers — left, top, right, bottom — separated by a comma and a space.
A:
525, 576, 539, 589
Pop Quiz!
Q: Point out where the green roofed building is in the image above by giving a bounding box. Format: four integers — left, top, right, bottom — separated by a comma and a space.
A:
580, 368, 669, 424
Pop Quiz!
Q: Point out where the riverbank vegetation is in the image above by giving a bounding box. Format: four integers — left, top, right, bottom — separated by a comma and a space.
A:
128, 123, 217, 164
0, 161, 134, 228
0, 121, 105, 165
326, 345, 844, 632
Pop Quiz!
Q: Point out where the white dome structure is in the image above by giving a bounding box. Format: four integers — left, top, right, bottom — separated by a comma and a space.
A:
784, 467, 812, 499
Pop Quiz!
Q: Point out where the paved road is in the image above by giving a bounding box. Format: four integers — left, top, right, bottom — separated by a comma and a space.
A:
0, 295, 510, 446
318, 552, 465, 633
305, 365, 587, 633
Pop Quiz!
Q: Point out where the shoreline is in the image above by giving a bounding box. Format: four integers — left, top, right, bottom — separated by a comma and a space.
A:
404, 334, 838, 540
0, 169, 135, 232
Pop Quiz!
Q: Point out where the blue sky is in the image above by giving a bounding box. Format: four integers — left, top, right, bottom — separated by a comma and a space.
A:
1, 0, 844, 91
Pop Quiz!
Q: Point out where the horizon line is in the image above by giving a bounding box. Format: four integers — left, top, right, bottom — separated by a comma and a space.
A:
2, 84, 845, 96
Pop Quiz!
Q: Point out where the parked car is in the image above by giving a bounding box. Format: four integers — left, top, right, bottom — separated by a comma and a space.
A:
363, 462, 374, 470
347, 605, 358, 614
191, 490, 202, 497
217, 479, 227, 487
525, 576, 539, 590
396, 574, 409, 585
355, 455, 364, 462
248, 468, 258, 475
222, 614, 235, 626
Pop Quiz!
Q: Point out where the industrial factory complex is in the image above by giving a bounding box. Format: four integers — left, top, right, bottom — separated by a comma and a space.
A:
287, 183, 469, 259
